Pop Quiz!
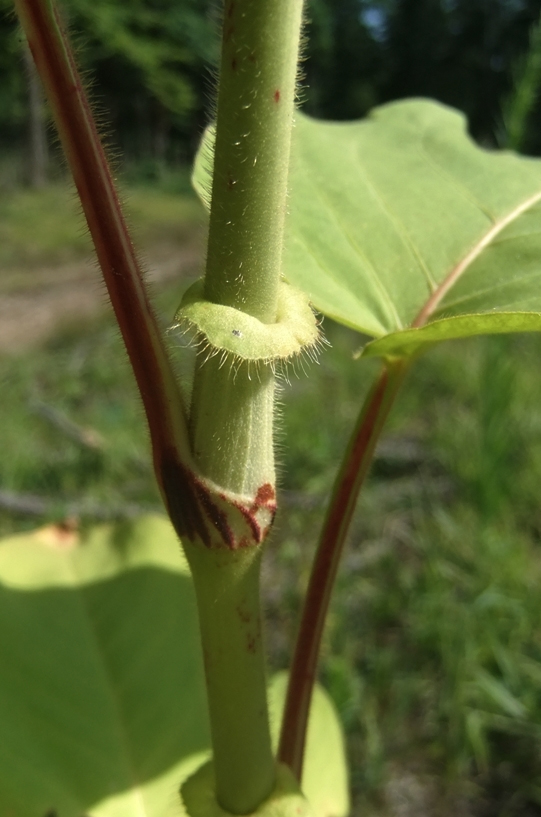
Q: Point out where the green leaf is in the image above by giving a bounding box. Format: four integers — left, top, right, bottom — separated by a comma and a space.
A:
288, 101, 541, 356
193, 100, 541, 357
361, 312, 541, 358
0, 518, 349, 817
474, 669, 528, 719
0, 515, 210, 817
268, 673, 349, 817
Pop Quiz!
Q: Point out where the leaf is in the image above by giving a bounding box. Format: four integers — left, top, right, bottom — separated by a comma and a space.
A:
268, 673, 349, 817
474, 669, 528, 719
288, 101, 541, 356
193, 100, 541, 358
0, 518, 349, 817
0, 515, 210, 817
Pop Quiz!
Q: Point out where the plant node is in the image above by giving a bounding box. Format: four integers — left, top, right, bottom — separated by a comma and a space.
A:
181, 760, 315, 817
174, 279, 321, 371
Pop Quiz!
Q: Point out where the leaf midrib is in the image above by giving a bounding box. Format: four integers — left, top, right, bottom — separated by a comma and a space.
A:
412, 189, 541, 328
437, 267, 541, 314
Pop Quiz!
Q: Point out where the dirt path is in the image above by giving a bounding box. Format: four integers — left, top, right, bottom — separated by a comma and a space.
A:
0, 239, 203, 355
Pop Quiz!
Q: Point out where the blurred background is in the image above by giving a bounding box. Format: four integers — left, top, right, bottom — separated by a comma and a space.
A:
3, 1, 541, 815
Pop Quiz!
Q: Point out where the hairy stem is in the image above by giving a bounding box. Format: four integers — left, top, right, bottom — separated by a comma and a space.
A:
278, 358, 409, 781
204, 0, 303, 322
185, 542, 274, 814
191, 0, 304, 496
14, 0, 191, 536
187, 0, 305, 812
190, 359, 275, 496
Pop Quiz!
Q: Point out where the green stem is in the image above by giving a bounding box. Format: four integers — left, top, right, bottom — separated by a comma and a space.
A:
204, 0, 304, 322
190, 359, 275, 496
186, 1, 305, 812
278, 358, 410, 781
184, 541, 274, 814
191, 0, 304, 494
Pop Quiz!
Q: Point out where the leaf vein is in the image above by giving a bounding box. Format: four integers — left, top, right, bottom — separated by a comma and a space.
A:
352, 142, 438, 293
297, 150, 403, 331
413, 188, 541, 326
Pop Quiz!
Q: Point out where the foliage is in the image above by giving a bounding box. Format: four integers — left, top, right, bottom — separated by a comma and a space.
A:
0, 515, 348, 817
502, 6, 541, 151
281, 331, 541, 813
5, 0, 541, 174
4, 302, 541, 812
195, 98, 541, 356
0, 182, 202, 269
67, 0, 218, 121
7, 0, 541, 815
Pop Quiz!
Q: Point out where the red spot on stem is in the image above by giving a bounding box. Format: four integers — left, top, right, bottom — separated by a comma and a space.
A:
255, 483, 275, 505
273, 89, 281, 103
231, 56, 237, 71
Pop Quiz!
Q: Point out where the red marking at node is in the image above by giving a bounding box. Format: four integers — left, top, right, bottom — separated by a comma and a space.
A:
193, 480, 235, 548
235, 503, 262, 542
274, 89, 281, 103
160, 453, 212, 546
227, 0, 235, 18
229, 483, 277, 546
247, 634, 257, 653
255, 483, 275, 505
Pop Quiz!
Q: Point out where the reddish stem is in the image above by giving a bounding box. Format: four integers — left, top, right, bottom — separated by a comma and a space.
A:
278, 358, 409, 781
14, 0, 192, 532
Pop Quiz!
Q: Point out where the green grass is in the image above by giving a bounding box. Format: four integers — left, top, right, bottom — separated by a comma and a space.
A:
0, 273, 194, 536
2, 186, 541, 815
275, 329, 541, 815
0, 179, 203, 273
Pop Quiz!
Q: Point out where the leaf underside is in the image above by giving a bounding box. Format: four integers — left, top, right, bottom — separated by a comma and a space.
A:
193, 99, 541, 357
268, 674, 349, 817
0, 517, 348, 817
0, 516, 210, 817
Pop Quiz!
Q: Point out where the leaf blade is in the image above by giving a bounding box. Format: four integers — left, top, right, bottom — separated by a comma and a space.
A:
282, 101, 541, 354
0, 516, 209, 817
268, 673, 349, 817
193, 101, 541, 353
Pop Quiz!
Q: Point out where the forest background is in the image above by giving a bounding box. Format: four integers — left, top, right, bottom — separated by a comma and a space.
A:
3, 0, 541, 185
4, 2, 541, 816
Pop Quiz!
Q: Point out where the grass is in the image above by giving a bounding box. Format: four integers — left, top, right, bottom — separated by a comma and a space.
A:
273, 331, 541, 815
2, 185, 541, 815
0, 178, 203, 274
